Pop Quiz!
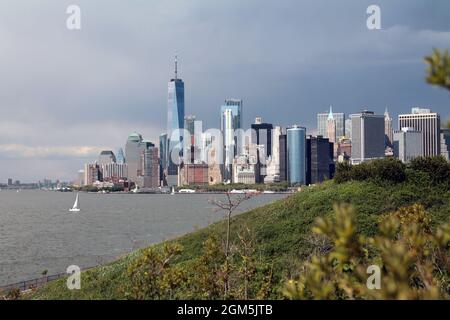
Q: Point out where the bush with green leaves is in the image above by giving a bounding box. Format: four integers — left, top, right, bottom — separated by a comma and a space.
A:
334, 158, 407, 185
283, 204, 449, 300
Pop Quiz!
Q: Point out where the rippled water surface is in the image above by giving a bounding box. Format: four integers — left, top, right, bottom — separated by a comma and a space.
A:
0, 190, 285, 285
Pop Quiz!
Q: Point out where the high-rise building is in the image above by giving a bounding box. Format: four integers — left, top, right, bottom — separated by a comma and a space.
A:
398, 108, 441, 157
98, 150, 116, 165
220, 99, 243, 182
76, 170, 84, 187
279, 133, 287, 182
184, 115, 196, 136
345, 118, 352, 139
139, 142, 159, 188
265, 126, 282, 183
159, 133, 168, 185
232, 154, 256, 184
167, 56, 185, 185
350, 111, 385, 164
7, 178, 12, 186
318, 107, 345, 141
101, 163, 128, 182
384, 108, 393, 147
125, 132, 144, 183
84, 163, 100, 186
306, 136, 335, 185
116, 148, 125, 164
287, 125, 307, 185
251, 117, 273, 183
207, 146, 223, 185
440, 129, 450, 161
393, 127, 423, 163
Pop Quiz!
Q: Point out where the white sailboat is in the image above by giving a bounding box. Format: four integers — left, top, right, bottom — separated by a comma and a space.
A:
69, 193, 80, 212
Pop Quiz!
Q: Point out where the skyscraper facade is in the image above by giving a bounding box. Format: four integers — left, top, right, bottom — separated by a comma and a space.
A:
398, 108, 441, 157
125, 132, 144, 183
287, 125, 306, 186
265, 126, 282, 183
116, 148, 125, 164
98, 150, 116, 165
251, 117, 273, 183
279, 133, 288, 182
167, 57, 185, 184
384, 108, 393, 147
139, 142, 159, 188
159, 133, 168, 185
393, 127, 423, 163
350, 111, 385, 164
220, 99, 243, 182
306, 136, 335, 185
317, 107, 345, 141
441, 129, 450, 161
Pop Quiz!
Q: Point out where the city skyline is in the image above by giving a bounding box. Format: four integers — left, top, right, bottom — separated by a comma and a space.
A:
1, 0, 450, 181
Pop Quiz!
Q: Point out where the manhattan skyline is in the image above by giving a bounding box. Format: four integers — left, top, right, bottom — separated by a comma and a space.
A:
0, 0, 449, 181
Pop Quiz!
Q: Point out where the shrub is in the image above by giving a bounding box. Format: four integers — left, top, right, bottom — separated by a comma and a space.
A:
334, 158, 406, 184
410, 156, 450, 187
283, 204, 450, 300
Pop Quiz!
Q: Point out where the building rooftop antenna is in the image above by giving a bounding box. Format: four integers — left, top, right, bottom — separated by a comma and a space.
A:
174, 54, 178, 80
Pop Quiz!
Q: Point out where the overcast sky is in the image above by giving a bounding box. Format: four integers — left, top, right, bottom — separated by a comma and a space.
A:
0, 0, 449, 182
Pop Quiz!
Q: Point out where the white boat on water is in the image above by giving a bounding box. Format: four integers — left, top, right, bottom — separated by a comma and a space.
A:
170, 187, 176, 195
69, 193, 80, 212
178, 189, 196, 194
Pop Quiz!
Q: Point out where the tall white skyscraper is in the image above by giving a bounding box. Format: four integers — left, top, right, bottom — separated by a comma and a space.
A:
220, 99, 243, 182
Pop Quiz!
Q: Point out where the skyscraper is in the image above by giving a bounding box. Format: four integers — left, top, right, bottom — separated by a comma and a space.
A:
116, 148, 125, 164
167, 56, 185, 185
251, 117, 273, 183
98, 150, 116, 165
140, 141, 159, 188
327, 108, 336, 144
398, 108, 441, 157
184, 115, 196, 136
125, 132, 144, 183
317, 107, 345, 140
306, 135, 335, 185
384, 108, 393, 148
287, 125, 306, 186
159, 133, 168, 185
279, 132, 288, 182
393, 127, 423, 163
220, 99, 243, 182
265, 126, 282, 183
441, 129, 450, 161
345, 118, 352, 139
350, 111, 385, 164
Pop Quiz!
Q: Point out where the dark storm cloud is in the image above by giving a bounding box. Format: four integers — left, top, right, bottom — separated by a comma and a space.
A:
0, 0, 449, 181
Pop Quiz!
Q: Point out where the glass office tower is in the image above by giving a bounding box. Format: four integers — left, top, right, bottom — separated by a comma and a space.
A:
167, 57, 185, 184
287, 126, 306, 186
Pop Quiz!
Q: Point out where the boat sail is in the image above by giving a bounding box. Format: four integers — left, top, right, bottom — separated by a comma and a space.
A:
69, 193, 80, 212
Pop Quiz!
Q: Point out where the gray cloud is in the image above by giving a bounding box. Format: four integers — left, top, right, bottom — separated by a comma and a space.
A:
0, 0, 449, 181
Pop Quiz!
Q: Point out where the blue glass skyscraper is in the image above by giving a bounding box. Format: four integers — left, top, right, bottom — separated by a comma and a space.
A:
166, 56, 185, 184
287, 125, 306, 186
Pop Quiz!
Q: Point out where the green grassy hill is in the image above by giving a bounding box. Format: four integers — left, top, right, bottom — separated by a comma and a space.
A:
28, 175, 449, 300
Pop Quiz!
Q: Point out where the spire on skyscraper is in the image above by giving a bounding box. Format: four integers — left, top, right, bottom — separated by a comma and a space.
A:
328, 106, 334, 120
174, 55, 178, 80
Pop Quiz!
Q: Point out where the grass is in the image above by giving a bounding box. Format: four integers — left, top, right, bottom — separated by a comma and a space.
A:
27, 179, 450, 300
